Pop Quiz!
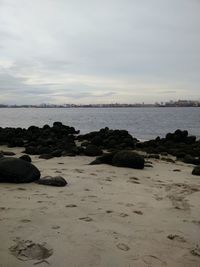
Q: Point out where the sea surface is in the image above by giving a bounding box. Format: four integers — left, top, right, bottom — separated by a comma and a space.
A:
0, 107, 200, 140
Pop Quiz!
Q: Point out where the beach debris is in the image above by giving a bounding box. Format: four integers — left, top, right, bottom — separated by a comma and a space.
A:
9, 239, 53, 261
0, 157, 40, 183
35, 176, 67, 187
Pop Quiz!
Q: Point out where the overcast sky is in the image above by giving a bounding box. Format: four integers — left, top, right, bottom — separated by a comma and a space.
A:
0, 0, 200, 104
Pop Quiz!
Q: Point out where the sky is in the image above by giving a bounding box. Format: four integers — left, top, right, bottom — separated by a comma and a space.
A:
0, 0, 200, 104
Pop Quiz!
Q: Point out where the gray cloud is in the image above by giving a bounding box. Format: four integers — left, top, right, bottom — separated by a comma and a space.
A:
0, 0, 200, 104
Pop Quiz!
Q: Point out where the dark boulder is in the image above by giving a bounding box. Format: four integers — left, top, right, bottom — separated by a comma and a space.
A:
183, 155, 200, 165
112, 151, 145, 169
50, 149, 63, 157
84, 144, 102, 156
24, 146, 39, 155
35, 176, 67, 186
90, 152, 116, 165
19, 155, 32, 162
0, 157, 40, 183
192, 166, 200, 176
91, 136, 103, 146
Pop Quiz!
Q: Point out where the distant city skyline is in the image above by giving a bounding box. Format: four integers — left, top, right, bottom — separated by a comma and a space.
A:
0, 0, 200, 104
1, 99, 200, 108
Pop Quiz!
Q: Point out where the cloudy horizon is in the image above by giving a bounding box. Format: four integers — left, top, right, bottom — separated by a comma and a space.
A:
0, 0, 200, 104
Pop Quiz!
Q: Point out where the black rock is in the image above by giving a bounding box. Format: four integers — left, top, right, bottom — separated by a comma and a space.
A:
183, 155, 200, 165
0, 157, 40, 183
192, 165, 200, 176
84, 144, 102, 156
112, 151, 145, 169
35, 176, 67, 186
90, 152, 116, 165
19, 155, 32, 162
1, 151, 16, 156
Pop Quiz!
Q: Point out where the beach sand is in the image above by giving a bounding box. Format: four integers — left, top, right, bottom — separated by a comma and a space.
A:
0, 145, 200, 267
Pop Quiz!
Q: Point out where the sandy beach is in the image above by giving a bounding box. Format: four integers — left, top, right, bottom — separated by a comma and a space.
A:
0, 145, 200, 267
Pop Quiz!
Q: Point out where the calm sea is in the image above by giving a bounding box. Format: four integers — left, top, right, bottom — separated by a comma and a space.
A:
0, 107, 199, 140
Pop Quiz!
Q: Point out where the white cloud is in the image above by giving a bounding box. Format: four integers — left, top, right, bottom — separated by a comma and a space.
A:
0, 0, 200, 104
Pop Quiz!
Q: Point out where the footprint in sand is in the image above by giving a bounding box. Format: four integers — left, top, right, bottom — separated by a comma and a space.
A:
20, 219, 31, 223
191, 245, 200, 257
79, 217, 93, 222
9, 239, 53, 261
126, 203, 134, 207
167, 234, 186, 242
116, 243, 130, 251
74, 169, 84, 173
133, 210, 143, 215
119, 213, 129, 217
128, 177, 140, 184
165, 183, 200, 210
52, 225, 60, 230
105, 178, 112, 182
106, 210, 113, 214
17, 188, 27, 191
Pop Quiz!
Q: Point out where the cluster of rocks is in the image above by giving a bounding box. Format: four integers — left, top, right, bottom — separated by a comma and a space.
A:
0, 122, 80, 159
137, 129, 200, 166
0, 123, 200, 184
78, 127, 138, 151
0, 123, 139, 160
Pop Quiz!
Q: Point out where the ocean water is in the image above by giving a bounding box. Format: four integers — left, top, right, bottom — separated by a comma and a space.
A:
0, 107, 200, 140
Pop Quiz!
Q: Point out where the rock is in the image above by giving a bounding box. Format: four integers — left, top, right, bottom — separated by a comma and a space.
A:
84, 144, 102, 156
39, 154, 54, 160
91, 136, 103, 146
50, 149, 63, 157
19, 155, 32, 162
90, 152, 116, 165
146, 154, 160, 159
112, 151, 145, 169
183, 155, 200, 165
0, 157, 40, 183
192, 166, 200, 176
24, 146, 39, 155
1, 151, 16, 156
35, 176, 67, 186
